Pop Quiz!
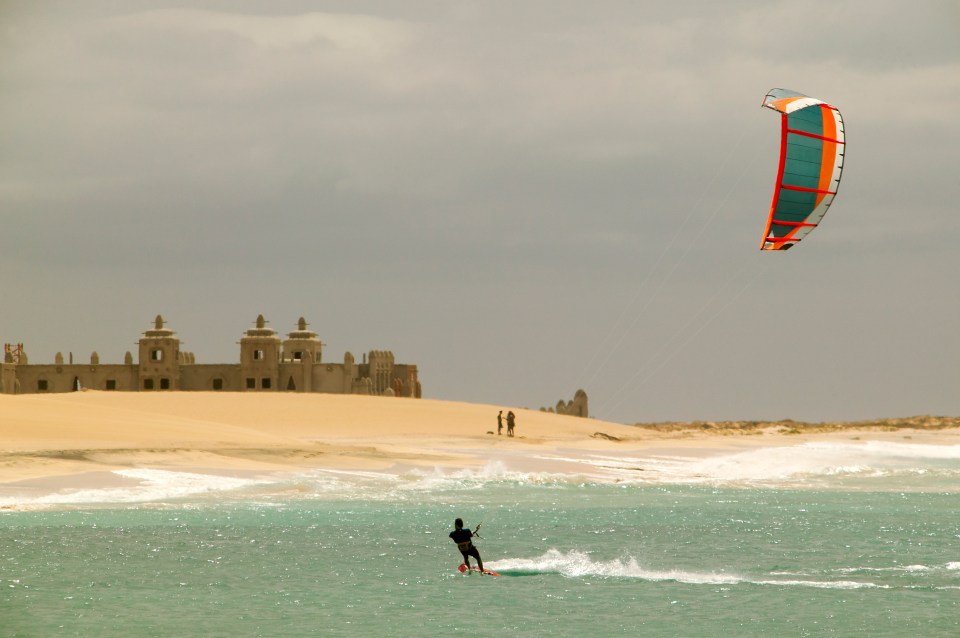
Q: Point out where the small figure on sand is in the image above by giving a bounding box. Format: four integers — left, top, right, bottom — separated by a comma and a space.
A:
450, 518, 484, 573
497, 410, 504, 435
507, 410, 516, 437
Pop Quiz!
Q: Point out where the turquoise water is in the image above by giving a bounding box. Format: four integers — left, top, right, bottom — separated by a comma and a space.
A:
2, 442, 960, 636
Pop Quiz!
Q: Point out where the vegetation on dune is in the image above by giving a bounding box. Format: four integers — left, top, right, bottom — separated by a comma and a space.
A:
631, 416, 960, 436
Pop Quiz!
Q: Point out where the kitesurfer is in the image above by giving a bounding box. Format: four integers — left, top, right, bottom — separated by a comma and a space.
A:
450, 518, 484, 573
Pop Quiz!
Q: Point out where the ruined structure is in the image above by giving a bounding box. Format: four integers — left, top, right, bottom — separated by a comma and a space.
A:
1, 315, 421, 398
540, 389, 589, 418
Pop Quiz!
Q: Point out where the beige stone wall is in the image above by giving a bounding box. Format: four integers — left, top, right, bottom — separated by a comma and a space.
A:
1, 363, 20, 394
277, 363, 350, 394
179, 364, 242, 392
391, 364, 421, 398
11, 364, 139, 393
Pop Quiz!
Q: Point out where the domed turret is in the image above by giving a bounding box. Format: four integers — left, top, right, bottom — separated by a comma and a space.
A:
239, 314, 281, 391
280, 316, 323, 392
137, 315, 180, 390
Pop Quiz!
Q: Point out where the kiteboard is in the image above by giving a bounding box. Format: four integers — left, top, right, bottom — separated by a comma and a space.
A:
458, 563, 500, 576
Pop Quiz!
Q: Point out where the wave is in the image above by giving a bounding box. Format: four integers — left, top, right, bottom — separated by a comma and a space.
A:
0, 469, 271, 508
0, 463, 579, 509
539, 441, 960, 487
487, 549, 884, 589
5, 439, 959, 509
264, 463, 570, 501
782, 562, 960, 579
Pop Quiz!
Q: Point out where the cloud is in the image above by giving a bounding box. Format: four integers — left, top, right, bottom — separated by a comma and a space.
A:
1, 1, 958, 421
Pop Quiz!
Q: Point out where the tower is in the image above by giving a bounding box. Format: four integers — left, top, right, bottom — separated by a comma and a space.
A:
239, 314, 280, 391
137, 315, 180, 390
281, 317, 323, 392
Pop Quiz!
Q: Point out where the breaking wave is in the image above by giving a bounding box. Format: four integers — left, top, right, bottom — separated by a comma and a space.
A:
538, 441, 960, 488
489, 549, 885, 589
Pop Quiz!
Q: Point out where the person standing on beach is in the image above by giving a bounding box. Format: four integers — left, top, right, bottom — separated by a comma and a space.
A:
497, 410, 504, 435
450, 518, 484, 572
507, 411, 516, 437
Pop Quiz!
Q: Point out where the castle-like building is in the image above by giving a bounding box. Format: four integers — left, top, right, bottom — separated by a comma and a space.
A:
541, 389, 589, 418
1, 314, 421, 398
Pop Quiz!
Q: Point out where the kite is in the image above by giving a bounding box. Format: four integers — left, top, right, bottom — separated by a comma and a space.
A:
760, 88, 845, 250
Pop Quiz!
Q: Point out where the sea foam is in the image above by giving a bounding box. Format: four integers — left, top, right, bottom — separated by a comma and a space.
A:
1, 469, 270, 508
489, 549, 883, 589
540, 441, 960, 487
5, 440, 958, 509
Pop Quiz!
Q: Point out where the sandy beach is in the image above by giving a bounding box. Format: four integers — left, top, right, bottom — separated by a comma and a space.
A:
3, 391, 960, 505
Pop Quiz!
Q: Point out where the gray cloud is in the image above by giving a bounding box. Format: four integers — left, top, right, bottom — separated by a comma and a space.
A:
2, 0, 958, 422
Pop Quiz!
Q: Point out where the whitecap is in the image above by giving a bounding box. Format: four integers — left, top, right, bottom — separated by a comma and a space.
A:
558, 441, 960, 487
487, 549, 880, 589
1, 469, 271, 507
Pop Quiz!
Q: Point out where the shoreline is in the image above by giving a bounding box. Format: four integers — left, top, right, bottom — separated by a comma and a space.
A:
3, 392, 959, 507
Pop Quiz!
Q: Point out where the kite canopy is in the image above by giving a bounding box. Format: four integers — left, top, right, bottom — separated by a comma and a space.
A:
760, 88, 845, 250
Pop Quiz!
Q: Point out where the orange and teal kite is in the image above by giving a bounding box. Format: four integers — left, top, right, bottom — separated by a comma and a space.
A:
760, 88, 845, 250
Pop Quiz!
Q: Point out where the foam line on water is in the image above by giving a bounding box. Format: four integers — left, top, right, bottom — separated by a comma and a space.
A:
248, 462, 580, 503
488, 550, 884, 589
1, 469, 271, 507
666, 441, 960, 483
538, 441, 960, 486
395, 462, 574, 491
834, 566, 915, 576
6, 439, 959, 508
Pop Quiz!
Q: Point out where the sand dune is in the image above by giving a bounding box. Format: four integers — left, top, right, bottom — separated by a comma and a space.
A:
0, 391, 638, 482
2, 391, 958, 490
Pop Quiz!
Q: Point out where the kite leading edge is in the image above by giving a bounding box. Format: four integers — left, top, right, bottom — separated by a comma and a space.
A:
760, 88, 845, 250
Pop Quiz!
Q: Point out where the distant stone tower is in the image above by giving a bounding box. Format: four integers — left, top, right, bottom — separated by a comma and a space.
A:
138, 315, 181, 390
567, 389, 589, 418
281, 317, 323, 392
239, 314, 280, 391
542, 389, 589, 418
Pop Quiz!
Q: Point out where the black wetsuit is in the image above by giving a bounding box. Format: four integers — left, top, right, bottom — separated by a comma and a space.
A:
449, 528, 482, 568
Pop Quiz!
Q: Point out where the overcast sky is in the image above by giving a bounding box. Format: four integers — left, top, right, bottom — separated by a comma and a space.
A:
2, 1, 958, 423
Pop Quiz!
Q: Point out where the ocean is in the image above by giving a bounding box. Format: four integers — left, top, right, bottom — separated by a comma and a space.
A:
2, 440, 959, 637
